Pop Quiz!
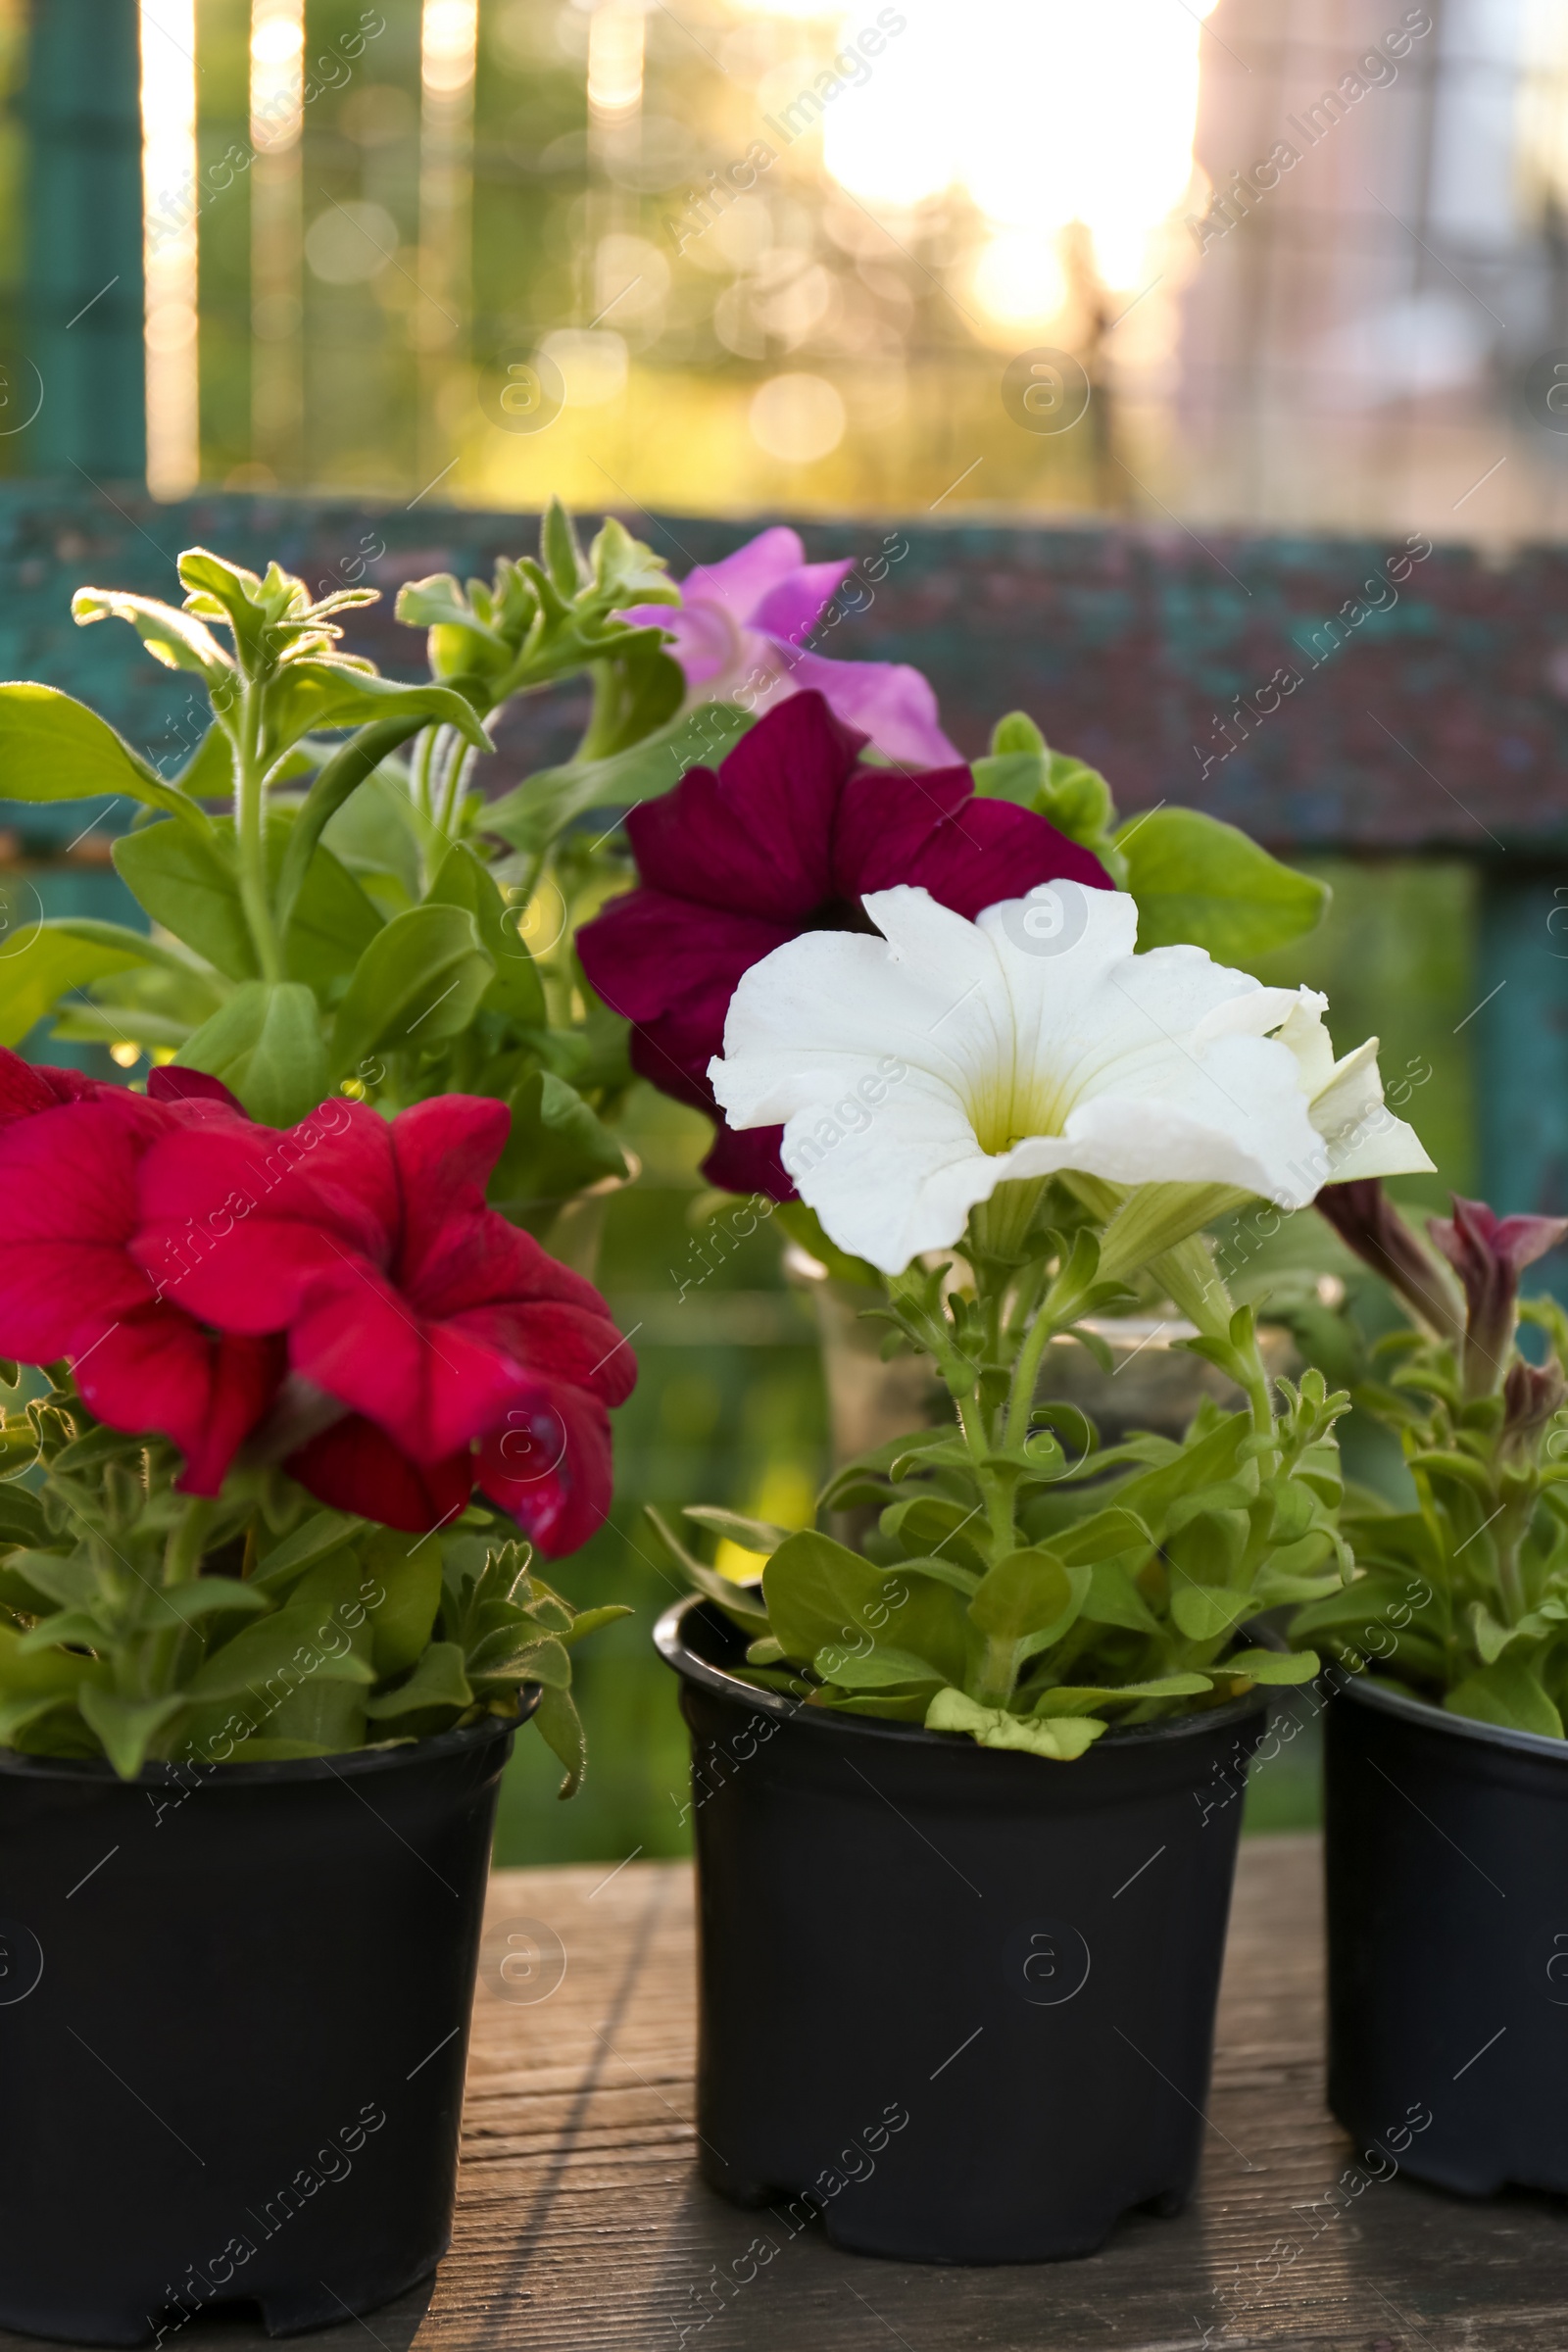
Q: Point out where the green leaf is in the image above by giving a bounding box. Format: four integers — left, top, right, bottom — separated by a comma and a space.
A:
1115, 806, 1328, 960
0, 1622, 108, 1701
924, 1687, 1108, 1760
559, 1603, 633, 1646
643, 1504, 771, 1631
1171, 1585, 1258, 1642
115, 815, 383, 990
184, 1604, 377, 1701
893, 1554, 982, 1598
141, 1577, 271, 1631
252, 1510, 366, 1593
0, 920, 183, 1052
1224, 1647, 1321, 1685
78, 1689, 185, 1779
1033, 1672, 1213, 1713
762, 1530, 908, 1666
0, 682, 211, 828
968, 1547, 1075, 1643
263, 662, 489, 763
330, 904, 495, 1075
73, 587, 234, 683
482, 703, 753, 857
4, 1549, 98, 1610
178, 980, 327, 1126
532, 1681, 587, 1797
814, 1644, 945, 1690
361, 1527, 445, 1679
880, 1495, 990, 1573
113, 821, 247, 974
489, 1068, 627, 1218
1081, 1557, 1161, 1634
1446, 1656, 1564, 1740
1047, 1505, 1152, 1567
363, 1639, 473, 1719
273, 716, 428, 940
682, 1507, 796, 1557
426, 842, 546, 1025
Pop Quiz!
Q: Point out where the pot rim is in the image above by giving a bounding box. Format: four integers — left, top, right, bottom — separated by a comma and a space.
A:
0, 1692, 535, 1788
655, 1592, 1266, 1754
1335, 1664, 1568, 1765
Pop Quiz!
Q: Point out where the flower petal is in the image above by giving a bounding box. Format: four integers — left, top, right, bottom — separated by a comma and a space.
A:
577, 888, 790, 1025
131, 1102, 400, 1331
750, 559, 856, 652
286, 1265, 526, 1462
75, 1316, 284, 1495
618, 691, 863, 918
0, 1101, 165, 1359
711, 882, 1427, 1271
287, 1415, 472, 1535
670, 526, 808, 623
781, 646, 962, 767
476, 1380, 614, 1557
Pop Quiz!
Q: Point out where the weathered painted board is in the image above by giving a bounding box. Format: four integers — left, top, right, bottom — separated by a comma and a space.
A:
1, 487, 1566, 855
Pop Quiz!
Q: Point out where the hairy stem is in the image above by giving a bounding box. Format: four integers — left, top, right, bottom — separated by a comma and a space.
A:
234, 682, 284, 982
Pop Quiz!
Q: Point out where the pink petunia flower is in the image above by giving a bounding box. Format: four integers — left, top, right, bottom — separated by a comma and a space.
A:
577, 691, 1112, 1200
625, 524, 961, 768
128, 1094, 636, 1548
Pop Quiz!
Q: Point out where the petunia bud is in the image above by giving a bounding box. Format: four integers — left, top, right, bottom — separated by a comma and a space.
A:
1500, 1355, 1568, 1467
1315, 1179, 1463, 1347
1427, 1195, 1568, 1398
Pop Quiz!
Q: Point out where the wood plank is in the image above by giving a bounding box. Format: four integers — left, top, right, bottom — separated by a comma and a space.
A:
12, 1837, 1556, 2352
3, 489, 1567, 854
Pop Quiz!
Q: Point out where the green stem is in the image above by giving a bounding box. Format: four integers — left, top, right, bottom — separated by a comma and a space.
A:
163, 1494, 215, 1588
575, 661, 623, 762
234, 682, 284, 982
1004, 1298, 1063, 1449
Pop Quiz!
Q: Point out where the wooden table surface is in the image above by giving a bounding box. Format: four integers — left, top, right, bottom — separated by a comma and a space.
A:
11, 1835, 1566, 2352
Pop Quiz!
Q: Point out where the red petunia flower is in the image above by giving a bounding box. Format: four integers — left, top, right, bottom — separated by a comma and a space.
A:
0, 1054, 277, 1494
128, 1094, 636, 1547
576, 691, 1113, 1199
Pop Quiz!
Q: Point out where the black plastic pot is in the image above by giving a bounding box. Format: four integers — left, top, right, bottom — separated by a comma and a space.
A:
1326, 1670, 1568, 2195
0, 1706, 526, 2345
656, 1595, 1266, 2263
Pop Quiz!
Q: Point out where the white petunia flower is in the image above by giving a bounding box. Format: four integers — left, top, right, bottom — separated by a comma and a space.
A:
708, 882, 1434, 1275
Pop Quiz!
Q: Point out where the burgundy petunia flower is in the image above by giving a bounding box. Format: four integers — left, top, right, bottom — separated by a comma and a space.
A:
1428, 1195, 1568, 1398
129, 1094, 636, 1548
0, 1054, 277, 1494
625, 526, 960, 768
577, 691, 1113, 1199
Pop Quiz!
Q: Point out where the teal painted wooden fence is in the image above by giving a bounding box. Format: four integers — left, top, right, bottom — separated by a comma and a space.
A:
1, 484, 1564, 1239
21, 0, 145, 481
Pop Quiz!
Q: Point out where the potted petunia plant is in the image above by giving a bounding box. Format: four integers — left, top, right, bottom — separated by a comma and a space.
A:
650, 878, 1433, 2264
1292, 1180, 1568, 2202
0, 515, 956, 1267
0, 1050, 634, 2340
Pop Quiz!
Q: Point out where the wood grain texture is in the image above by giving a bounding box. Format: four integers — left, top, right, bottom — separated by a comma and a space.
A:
3, 487, 1567, 854
14, 1838, 1559, 2352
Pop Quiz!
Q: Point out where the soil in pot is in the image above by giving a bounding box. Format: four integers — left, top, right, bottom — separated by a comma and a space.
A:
657, 1595, 1265, 2264
0, 1709, 522, 2346
1326, 1670, 1568, 2196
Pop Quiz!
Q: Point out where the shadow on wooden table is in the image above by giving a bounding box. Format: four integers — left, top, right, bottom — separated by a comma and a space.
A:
7, 1841, 1567, 2352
